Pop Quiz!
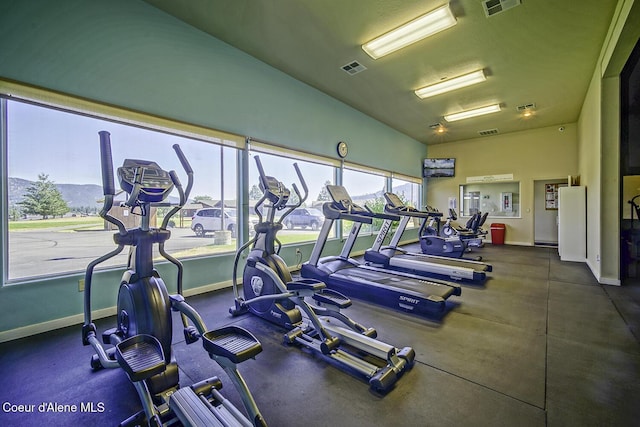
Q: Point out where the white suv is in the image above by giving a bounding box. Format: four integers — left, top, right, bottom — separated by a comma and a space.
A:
191, 207, 237, 237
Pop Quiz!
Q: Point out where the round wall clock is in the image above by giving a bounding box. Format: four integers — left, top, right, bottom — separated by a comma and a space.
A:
337, 141, 348, 158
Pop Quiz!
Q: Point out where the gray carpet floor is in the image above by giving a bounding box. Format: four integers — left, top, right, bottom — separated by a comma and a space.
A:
1, 244, 639, 426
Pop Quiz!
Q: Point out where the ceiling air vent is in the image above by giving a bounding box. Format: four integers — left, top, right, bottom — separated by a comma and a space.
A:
341, 61, 367, 76
516, 103, 536, 111
482, 0, 521, 17
478, 128, 499, 136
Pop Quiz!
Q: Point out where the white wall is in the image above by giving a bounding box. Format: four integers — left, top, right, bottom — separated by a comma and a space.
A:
426, 124, 579, 245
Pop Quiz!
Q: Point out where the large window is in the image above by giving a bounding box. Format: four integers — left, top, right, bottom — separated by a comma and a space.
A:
2, 92, 423, 284
391, 176, 422, 230
247, 149, 336, 244
342, 167, 388, 235
4, 99, 239, 282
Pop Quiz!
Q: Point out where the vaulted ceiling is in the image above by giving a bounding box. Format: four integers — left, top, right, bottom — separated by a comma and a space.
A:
143, 0, 619, 144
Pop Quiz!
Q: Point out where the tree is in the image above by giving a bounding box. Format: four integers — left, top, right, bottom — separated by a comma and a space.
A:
316, 180, 332, 201
249, 184, 263, 200
18, 174, 69, 219
9, 205, 22, 221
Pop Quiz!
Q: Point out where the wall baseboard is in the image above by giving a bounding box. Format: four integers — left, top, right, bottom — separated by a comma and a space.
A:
0, 281, 235, 344
501, 241, 534, 246
0, 306, 116, 344
599, 276, 621, 286
586, 258, 621, 286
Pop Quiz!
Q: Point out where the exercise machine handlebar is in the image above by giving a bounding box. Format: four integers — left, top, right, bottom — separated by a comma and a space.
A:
98, 131, 126, 235
99, 130, 115, 197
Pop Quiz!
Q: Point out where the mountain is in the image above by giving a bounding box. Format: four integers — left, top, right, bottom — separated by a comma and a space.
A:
57, 183, 105, 209
8, 177, 103, 209
8, 177, 418, 210
351, 182, 418, 202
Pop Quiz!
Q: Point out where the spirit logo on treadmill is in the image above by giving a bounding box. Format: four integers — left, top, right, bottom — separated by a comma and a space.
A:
375, 220, 392, 246
399, 295, 419, 305
251, 276, 264, 296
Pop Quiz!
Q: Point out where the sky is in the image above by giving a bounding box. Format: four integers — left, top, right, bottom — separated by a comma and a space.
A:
7, 100, 411, 204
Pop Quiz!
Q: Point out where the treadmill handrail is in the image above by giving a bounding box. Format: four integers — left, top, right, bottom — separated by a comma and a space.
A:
342, 212, 373, 224
322, 202, 373, 224
364, 205, 400, 221
384, 204, 431, 219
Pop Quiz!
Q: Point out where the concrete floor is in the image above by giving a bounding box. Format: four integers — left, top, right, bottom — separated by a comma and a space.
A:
1, 244, 639, 426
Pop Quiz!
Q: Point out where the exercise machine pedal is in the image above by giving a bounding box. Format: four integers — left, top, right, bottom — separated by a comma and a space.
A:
203, 327, 262, 364
115, 334, 167, 383
312, 288, 352, 309
286, 278, 326, 292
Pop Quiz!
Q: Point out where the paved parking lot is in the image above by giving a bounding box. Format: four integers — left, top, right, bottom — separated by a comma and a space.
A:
7, 227, 224, 280
7, 226, 318, 281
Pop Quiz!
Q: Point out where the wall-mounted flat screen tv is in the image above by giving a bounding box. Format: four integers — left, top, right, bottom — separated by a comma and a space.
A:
423, 158, 455, 178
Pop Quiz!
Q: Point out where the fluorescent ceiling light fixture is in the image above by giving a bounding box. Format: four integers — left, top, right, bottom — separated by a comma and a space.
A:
362, 4, 457, 59
415, 70, 486, 99
444, 104, 501, 122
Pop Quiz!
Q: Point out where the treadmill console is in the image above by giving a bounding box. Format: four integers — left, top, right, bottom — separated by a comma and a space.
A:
383, 192, 404, 208
326, 185, 367, 214
117, 159, 174, 203
384, 192, 426, 216
424, 206, 443, 218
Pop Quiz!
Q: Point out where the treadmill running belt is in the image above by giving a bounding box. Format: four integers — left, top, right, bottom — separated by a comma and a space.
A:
334, 267, 455, 298
401, 253, 492, 272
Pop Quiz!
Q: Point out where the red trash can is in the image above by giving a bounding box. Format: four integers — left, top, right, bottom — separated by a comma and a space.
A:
490, 223, 506, 245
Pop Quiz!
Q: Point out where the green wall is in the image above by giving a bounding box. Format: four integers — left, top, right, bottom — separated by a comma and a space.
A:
0, 0, 423, 175
0, 0, 425, 338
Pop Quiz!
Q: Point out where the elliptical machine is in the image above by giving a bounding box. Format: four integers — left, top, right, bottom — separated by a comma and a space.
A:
230, 156, 414, 393
82, 131, 266, 427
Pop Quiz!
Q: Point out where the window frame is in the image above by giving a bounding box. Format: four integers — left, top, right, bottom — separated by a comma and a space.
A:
1, 81, 423, 285
1, 83, 245, 285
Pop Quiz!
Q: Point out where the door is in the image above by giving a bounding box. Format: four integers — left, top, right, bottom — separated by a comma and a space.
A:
533, 179, 566, 246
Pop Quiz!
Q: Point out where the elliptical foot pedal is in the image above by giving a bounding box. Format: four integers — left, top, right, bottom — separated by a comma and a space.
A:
286, 278, 326, 292
115, 334, 166, 382
312, 288, 352, 309
203, 326, 262, 364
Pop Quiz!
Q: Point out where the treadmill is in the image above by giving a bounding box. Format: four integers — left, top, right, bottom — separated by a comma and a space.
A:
364, 192, 492, 283
300, 185, 461, 316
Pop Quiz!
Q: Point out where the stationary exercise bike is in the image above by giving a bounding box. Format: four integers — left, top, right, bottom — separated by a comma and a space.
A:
419, 208, 483, 261
440, 209, 488, 248
229, 156, 414, 393
82, 131, 267, 426
419, 209, 466, 257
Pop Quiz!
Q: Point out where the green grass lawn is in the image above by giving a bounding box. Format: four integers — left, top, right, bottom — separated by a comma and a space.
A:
8, 215, 192, 231
8, 216, 103, 231
168, 232, 320, 259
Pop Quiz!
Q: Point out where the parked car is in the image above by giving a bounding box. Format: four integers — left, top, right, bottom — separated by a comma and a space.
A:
283, 208, 324, 230
191, 207, 237, 237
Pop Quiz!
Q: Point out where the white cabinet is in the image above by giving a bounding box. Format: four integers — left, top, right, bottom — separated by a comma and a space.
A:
558, 186, 586, 262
